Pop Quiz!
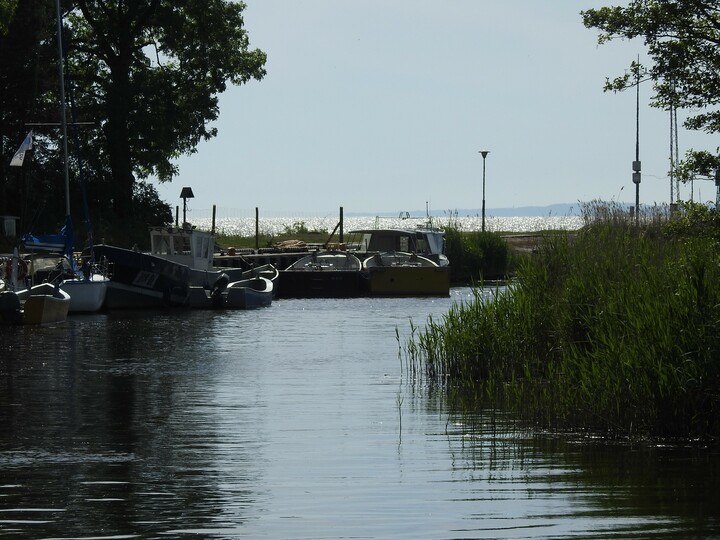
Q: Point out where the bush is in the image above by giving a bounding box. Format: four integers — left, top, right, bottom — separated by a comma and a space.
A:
444, 226, 509, 283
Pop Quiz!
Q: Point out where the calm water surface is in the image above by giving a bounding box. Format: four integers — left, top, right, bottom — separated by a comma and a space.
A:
1, 287, 719, 539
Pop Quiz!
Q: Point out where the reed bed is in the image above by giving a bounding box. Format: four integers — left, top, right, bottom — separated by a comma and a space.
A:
407, 201, 720, 441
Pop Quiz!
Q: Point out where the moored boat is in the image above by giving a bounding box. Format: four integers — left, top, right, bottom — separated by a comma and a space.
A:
0, 282, 70, 326
277, 251, 362, 298
348, 226, 449, 267
93, 244, 191, 309
60, 271, 109, 313
188, 274, 274, 309
361, 251, 450, 297
226, 276, 273, 308
95, 217, 279, 309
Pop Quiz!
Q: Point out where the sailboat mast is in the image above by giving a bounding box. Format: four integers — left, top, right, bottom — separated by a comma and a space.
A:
55, 0, 70, 217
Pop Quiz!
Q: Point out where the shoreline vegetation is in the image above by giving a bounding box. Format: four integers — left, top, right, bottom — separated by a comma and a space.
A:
404, 200, 720, 443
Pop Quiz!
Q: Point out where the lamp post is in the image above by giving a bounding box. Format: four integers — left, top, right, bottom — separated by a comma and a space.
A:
180, 186, 194, 225
479, 150, 490, 232
632, 59, 642, 225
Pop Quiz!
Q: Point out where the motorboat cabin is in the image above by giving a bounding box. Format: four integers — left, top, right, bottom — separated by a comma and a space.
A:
149, 224, 215, 271
348, 227, 448, 267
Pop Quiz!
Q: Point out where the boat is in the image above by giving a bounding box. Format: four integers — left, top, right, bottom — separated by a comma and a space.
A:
188, 265, 278, 309
360, 251, 450, 297
226, 277, 273, 308
148, 224, 216, 284
348, 226, 449, 267
188, 274, 274, 309
17, 283, 71, 325
93, 243, 192, 309
93, 223, 213, 309
148, 223, 280, 285
95, 218, 279, 309
60, 269, 109, 312
0, 249, 71, 325
277, 250, 362, 298
0, 282, 70, 326
22, 218, 109, 314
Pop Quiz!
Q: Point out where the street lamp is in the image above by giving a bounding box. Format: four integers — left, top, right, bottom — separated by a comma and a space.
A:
631, 58, 643, 224
479, 150, 490, 232
180, 186, 194, 225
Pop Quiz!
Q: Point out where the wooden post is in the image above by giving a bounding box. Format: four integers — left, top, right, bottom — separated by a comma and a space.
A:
255, 207, 259, 250
339, 206, 344, 243
212, 205, 216, 235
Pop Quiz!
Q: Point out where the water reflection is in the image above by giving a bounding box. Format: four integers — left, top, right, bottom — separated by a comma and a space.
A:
0, 291, 718, 538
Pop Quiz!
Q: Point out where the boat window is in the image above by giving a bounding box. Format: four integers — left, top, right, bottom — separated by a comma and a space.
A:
366, 234, 398, 252
152, 235, 172, 255
198, 237, 210, 258
173, 235, 190, 254
361, 233, 373, 251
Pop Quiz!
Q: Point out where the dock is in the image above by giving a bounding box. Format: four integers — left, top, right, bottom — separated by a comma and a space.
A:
213, 247, 318, 272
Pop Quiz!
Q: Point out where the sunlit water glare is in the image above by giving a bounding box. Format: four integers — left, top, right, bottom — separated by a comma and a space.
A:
189, 214, 584, 237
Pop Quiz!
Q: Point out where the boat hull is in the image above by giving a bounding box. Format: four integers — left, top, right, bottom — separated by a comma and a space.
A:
360, 251, 450, 297
226, 277, 273, 308
277, 270, 361, 298
363, 266, 450, 297
61, 275, 109, 312
14, 283, 70, 325
277, 251, 362, 298
187, 277, 273, 309
94, 244, 190, 309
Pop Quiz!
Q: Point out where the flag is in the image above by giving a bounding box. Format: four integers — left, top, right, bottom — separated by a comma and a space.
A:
10, 130, 33, 167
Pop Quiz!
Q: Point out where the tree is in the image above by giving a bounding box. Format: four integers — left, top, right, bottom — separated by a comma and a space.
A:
64, 0, 267, 223
0, 0, 16, 35
0, 1, 61, 223
582, 1, 720, 175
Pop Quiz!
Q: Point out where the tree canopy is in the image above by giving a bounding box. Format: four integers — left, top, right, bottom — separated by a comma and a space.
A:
582, 0, 720, 177
1, 0, 266, 245
65, 0, 267, 222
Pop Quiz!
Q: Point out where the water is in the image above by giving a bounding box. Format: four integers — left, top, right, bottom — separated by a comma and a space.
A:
190, 214, 583, 237
1, 288, 719, 538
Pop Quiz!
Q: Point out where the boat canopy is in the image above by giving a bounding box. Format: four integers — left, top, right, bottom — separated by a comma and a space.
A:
348, 228, 445, 257
22, 214, 75, 264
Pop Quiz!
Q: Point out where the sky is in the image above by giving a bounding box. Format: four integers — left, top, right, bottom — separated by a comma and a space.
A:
153, 0, 718, 217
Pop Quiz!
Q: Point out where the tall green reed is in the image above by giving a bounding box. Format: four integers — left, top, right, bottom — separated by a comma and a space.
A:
408, 202, 720, 440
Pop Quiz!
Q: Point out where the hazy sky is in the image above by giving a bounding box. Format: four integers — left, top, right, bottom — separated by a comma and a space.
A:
154, 1, 717, 217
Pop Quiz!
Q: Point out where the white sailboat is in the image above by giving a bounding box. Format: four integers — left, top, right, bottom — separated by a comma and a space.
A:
22, 0, 108, 312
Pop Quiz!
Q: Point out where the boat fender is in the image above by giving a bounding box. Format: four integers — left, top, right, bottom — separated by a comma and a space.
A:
210, 273, 230, 299
4, 258, 28, 281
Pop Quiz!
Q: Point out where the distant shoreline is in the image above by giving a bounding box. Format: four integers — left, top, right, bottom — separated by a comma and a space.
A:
347, 203, 581, 219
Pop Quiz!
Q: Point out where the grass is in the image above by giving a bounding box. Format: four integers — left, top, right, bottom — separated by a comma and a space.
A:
405, 201, 720, 441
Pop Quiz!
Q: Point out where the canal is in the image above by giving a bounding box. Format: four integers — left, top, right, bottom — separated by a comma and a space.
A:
1, 288, 718, 538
